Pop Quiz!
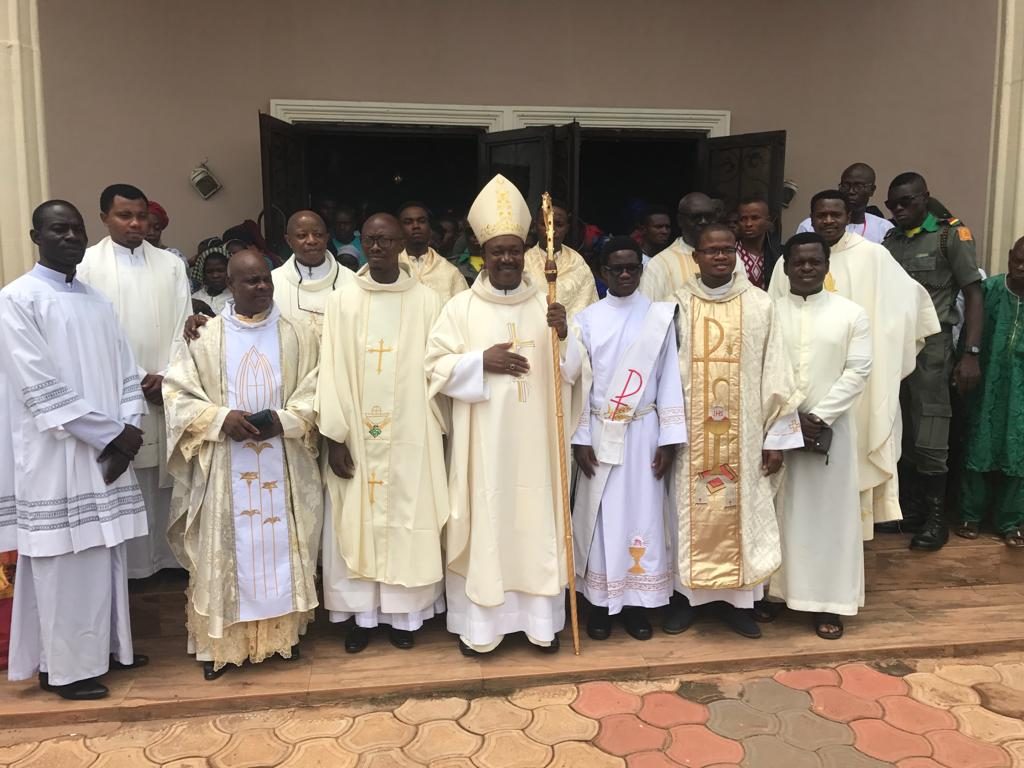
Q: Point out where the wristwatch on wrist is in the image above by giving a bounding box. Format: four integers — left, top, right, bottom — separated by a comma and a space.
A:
965, 345, 981, 355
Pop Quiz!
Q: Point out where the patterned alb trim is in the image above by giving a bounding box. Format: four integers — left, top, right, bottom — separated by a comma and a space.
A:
14, 485, 145, 533
22, 379, 83, 417
659, 406, 686, 427
0, 495, 15, 528
584, 568, 673, 599
121, 374, 144, 406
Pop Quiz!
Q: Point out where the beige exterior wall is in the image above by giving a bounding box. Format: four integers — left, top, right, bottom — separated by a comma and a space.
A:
36, 0, 1000, 264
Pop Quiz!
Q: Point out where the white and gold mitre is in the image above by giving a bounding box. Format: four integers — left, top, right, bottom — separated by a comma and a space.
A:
467, 174, 532, 245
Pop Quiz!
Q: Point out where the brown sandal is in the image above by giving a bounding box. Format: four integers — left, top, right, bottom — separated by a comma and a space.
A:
955, 521, 980, 539
814, 613, 844, 640
1004, 529, 1024, 548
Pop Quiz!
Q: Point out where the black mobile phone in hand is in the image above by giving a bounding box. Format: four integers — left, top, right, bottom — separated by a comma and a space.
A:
246, 409, 274, 431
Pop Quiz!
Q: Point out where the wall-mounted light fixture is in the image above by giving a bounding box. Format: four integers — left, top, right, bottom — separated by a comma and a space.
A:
781, 180, 798, 209
190, 161, 223, 200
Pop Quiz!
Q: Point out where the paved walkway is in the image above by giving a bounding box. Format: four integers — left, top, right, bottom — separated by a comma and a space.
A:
2, 654, 1022, 767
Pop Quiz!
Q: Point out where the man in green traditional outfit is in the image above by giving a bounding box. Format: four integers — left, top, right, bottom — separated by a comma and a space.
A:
956, 236, 1024, 546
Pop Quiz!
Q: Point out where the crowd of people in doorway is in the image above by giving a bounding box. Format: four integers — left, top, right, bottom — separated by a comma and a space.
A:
1, 162, 1021, 702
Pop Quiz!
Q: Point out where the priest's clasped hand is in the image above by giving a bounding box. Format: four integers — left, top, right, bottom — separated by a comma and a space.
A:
183, 313, 210, 342
327, 440, 356, 479
547, 302, 568, 340
141, 373, 164, 406
101, 424, 144, 459
222, 410, 261, 442
483, 342, 530, 376
761, 449, 784, 476
799, 413, 826, 440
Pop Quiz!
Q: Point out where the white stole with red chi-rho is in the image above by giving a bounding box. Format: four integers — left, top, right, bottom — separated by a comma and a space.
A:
573, 301, 676, 572
223, 305, 295, 621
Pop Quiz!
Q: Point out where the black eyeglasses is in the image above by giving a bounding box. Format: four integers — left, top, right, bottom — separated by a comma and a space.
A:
838, 181, 872, 192
695, 247, 738, 257
363, 236, 400, 249
884, 194, 923, 211
603, 263, 642, 275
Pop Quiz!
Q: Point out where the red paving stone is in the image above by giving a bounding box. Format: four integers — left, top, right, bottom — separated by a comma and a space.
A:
896, 759, 947, 768
665, 724, 744, 767
838, 663, 910, 701
880, 695, 958, 734
627, 752, 683, 768
927, 729, 1011, 768
638, 692, 709, 729
775, 668, 842, 690
851, 719, 933, 762
596, 714, 669, 756
810, 685, 885, 722
573, 681, 643, 719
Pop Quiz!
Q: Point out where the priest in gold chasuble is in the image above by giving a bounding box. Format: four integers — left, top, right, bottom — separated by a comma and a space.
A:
666, 225, 803, 640
316, 214, 449, 654
164, 252, 321, 679
425, 175, 585, 655
523, 200, 598, 320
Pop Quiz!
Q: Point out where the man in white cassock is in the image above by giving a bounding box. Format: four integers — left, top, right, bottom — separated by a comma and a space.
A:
769, 190, 939, 538
770, 233, 872, 640
425, 175, 583, 655
571, 236, 686, 642
665, 224, 804, 639
1, 201, 149, 700
523, 200, 598, 320
163, 251, 321, 680
398, 202, 469, 303
77, 183, 191, 579
317, 214, 448, 654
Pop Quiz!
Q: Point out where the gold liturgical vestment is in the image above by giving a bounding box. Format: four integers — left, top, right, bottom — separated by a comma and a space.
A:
316, 265, 449, 588
400, 247, 469, 303
524, 245, 599, 319
673, 275, 802, 590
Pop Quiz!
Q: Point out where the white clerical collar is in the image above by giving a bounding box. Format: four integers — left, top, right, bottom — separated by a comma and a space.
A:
700, 276, 735, 297
788, 289, 827, 304
223, 301, 280, 330
111, 241, 144, 258
486, 278, 528, 297
31, 262, 82, 290
604, 290, 640, 308
293, 254, 333, 281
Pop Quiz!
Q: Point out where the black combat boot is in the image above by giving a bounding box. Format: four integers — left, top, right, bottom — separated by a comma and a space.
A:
910, 474, 949, 551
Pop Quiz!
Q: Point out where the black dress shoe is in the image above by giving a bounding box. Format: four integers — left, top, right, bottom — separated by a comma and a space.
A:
458, 639, 481, 657
109, 653, 149, 671
663, 600, 696, 635
587, 606, 612, 641
622, 608, 653, 641
39, 673, 108, 700
203, 661, 227, 681
345, 626, 370, 654
722, 606, 762, 639
537, 634, 560, 654
389, 628, 415, 650
283, 644, 301, 661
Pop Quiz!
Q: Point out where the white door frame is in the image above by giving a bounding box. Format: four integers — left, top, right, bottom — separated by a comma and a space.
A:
269, 99, 731, 136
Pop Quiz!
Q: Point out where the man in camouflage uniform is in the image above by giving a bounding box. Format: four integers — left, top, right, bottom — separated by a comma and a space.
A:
883, 172, 983, 552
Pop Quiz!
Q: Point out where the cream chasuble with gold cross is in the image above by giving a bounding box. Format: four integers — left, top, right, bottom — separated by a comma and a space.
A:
316, 265, 449, 628
164, 304, 321, 669
672, 275, 803, 605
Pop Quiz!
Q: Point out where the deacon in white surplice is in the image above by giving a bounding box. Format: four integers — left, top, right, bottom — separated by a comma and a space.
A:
163, 251, 321, 679
1, 201, 149, 700
771, 233, 872, 640
317, 214, 448, 654
425, 174, 584, 655
77, 184, 192, 579
571, 237, 687, 643
665, 224, 804, 640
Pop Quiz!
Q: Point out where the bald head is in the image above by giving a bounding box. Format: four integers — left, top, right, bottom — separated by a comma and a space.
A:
363, 212, 402, 237
227, 249, 266, 278
228, 249, 274, 316
677, 192, 718, 247
286, 210, 329, 267
839, 163, 879, 213
362, 213, 404, 283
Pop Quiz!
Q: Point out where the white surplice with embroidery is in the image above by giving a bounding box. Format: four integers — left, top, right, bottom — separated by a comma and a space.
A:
571, 291, 686, 614
425, 274, 584, 651
772, 290, 872, 615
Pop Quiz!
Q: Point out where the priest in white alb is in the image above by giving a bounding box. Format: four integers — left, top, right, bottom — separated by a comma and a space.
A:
398, 202, 469, 302
771, 233, 872, 640
2, 201, 149, 700
666, 224, 803, 639
163, 251, 321, 679
768, 190, 939, 537
523, 199, 598, 319
425, 174, 584, 654
571, 237, 686, 643
77, 183, 191, 579
317, 213, 448, 654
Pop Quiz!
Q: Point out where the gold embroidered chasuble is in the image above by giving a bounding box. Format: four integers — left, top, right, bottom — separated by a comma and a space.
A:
399, 247, 469, 303
424, 274, 586, 607
163, 308, 321, 668
524, 245, 599, 319
316, 265, 449, 588
673, 275, 802, 590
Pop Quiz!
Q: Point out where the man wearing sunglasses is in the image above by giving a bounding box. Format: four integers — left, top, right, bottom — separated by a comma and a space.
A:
882, 172, 984, 552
